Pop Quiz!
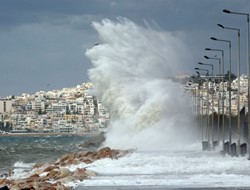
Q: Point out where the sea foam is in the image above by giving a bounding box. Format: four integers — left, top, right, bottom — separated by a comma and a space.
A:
85, 18, 196, 150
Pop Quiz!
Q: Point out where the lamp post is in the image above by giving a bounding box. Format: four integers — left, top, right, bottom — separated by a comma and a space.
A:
198, 62, 214, 75
187, 80, 197, 115
196, 71, 205, 142
205, 48, 224, 146
199, 61, 215, 147
211, 37, 232, 154
223, 9, 250, 157
204, 56, 221, 147
218, 23, 241, 150
195, 67, 210, 149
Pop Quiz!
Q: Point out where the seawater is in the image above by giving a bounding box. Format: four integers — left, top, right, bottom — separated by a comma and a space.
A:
74, 143, 250, 189
0, 134, 91, 174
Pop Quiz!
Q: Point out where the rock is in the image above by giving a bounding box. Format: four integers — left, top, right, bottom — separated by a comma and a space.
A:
31, 181, 53, 190
33, 162, 47, 168
0, 178, 11, 186
50, 181, 71, 190
43, 165, 60, 172
55, 168, 72, 180
2, 146, 130, 190
78, 151, 97, 163
47, 187, 57, 190
26, 174, 40, 183
11, 179, 31, 189
97, 147, 116, 159
73, 168, 86, 176
77, 147, 130, 164
56, 153, 78, 166
65, 157, 79, 165
72, 168, 89, 181
80, 158, 93, 164
46, 169, 59, 179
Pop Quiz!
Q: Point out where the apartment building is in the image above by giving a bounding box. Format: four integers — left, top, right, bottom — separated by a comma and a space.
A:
32, 98, 45, 112
46, 102, 68, 114
0, 99, 12, 113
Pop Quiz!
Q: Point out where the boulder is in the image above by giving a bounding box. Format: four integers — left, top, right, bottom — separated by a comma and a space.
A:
97, 147, 116, 159
55, 153, 77, 166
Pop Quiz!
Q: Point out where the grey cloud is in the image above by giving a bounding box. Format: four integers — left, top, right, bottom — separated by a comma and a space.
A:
0, 0, 250, 97
0, 0, 112, 29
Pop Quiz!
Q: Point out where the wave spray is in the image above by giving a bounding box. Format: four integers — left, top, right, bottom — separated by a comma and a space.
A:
85, 18, 197, 150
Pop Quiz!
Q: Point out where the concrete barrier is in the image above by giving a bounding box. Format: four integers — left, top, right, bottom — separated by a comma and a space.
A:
230, 143, 237, 156
202, 141, 209, 151
212, 141, 218, 148
240, 143, 247, 156
224, 141, 230, 154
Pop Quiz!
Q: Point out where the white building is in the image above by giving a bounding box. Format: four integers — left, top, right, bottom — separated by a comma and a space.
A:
0, 99, 12, 113
84, 96, 95, 116
32, 98, 45, 112
68, 103, 77, 113
46, 102, 68, 114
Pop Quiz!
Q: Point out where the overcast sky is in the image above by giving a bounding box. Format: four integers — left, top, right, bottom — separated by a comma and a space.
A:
0, 0, 250, 97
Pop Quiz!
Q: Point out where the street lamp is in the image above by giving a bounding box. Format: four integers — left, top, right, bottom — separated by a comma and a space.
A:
218, 23, 241, 151
204, 56, 221, 147
187, 80, 197, 115
198, 61, 214, 75
205, 48, 225, 147
199, 61, 215, 147
195, 67, 209, 75
223, 8, 250, 157
211, 37, 232, 154
195, 67, 210, 149
196, 71, 204, 143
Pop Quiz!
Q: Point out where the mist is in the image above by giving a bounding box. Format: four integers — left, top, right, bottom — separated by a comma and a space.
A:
85, 18, 198, 150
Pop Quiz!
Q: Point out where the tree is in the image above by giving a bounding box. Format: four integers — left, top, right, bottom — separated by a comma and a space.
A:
224, 70, 237, 82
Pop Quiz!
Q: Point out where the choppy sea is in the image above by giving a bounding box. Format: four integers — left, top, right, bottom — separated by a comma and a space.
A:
0, 134, 92, 175
2, 136, 250, 189
75, 144, 250, 189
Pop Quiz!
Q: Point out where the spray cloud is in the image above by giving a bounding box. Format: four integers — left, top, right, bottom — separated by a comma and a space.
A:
85, 18, 197, 150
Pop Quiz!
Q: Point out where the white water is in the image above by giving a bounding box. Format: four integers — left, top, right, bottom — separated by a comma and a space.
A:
73, 143, 250, 188
85, 18, 196, 150
9, 161, 35, 180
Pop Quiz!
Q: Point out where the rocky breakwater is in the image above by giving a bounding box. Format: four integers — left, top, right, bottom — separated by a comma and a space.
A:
0, 147, 131, 190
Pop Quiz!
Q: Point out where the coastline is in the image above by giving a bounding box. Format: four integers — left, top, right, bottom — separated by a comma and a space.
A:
0, 132, 102, 137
